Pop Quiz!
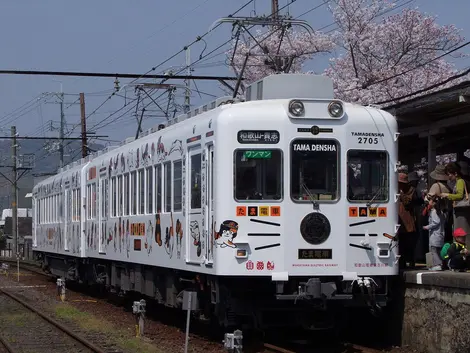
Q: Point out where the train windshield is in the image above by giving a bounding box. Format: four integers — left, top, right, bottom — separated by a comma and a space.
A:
234, 149, 282, 200
291, 139, 339, 201
347, 150, 388, 202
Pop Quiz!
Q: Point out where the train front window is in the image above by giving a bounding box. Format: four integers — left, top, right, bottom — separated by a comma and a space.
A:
234, 149, 282, 201
291, 139, 339, 201
347, 150, 388, 202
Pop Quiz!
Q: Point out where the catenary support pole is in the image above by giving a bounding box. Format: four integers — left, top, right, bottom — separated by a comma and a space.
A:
184, 47, 191, 114
11, 126, 17, 259
59, 92, 65, 167
80, 93, 88, 158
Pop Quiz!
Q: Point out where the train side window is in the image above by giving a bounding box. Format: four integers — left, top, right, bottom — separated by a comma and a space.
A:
111, 177, 117, 217
291, 139, 339, 202
146, 167, 153, 214
101, 179, 108, 218
139, 169, 145, 215
78, 189, 81, 221
92, 183, 97, 219
131, 171, 137, 215
87, 185, 91, 219
124, 173, 130, 216
164, 162, 172, 212
173, 160, 182, 212
155, 165, 162, 213
72, 190, 75, 222
117, 175, 123, 216
347, 150, 389, 203
234, 149, 282, 201
190, 154, 202, 209
104, 179, 109, 217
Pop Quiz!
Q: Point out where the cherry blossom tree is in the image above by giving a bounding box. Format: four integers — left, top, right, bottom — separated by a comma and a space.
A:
227, 26, 335, 86
325, 0, 465, 105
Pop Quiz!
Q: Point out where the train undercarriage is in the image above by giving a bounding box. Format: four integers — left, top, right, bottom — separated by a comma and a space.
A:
35, 252, 393, 331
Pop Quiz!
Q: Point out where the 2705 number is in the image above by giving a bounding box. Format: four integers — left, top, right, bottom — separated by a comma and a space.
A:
357, 137, 378, 144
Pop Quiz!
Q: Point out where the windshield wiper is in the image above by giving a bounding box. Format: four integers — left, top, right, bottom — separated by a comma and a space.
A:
301, 182, 319, 211
366, 175, 386, 207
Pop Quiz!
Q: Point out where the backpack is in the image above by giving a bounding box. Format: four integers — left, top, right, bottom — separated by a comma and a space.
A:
440, 243, 452, 259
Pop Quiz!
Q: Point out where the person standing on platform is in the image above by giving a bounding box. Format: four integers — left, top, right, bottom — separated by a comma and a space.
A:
423, 195, 446, 271
441, 163, 470, 248
398, 173, 419, 268
425, 165, 453, 243
408, 171, 426, 263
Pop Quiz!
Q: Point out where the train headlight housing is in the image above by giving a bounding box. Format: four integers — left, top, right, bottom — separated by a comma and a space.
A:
289, 100, 305, 117
328, 101, 343, 118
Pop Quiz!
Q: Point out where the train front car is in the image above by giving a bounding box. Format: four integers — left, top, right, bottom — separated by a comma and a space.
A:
213, 74, 399, 330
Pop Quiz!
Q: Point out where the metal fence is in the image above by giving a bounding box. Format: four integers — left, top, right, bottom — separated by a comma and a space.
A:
0, 242, 34, 261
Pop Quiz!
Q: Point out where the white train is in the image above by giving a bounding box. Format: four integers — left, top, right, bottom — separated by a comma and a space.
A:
32, 74, 399, 329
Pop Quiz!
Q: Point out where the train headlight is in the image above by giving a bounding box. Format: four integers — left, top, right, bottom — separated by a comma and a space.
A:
236, 249, 247, 259
289, 100, 305, 117
328, 101, 343, 118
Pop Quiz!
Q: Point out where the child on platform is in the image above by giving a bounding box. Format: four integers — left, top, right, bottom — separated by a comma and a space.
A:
423, 195, 446, 270
441, 228, 469, 272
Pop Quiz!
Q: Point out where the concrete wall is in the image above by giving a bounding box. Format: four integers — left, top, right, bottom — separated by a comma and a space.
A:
402, 272, 470, 353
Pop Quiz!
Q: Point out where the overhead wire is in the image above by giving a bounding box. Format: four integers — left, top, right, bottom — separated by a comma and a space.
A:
91, 90, 171, 131
342, 40, 470, 93
65, 0, 217, 87
83, 0, 257, 125
376, 66, 470, 106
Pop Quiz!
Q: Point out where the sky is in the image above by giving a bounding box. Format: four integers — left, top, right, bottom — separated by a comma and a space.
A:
0, 0, 469, 161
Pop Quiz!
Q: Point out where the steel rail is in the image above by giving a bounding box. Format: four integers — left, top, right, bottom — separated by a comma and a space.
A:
264, 342, 297, 353
0, 332, 16, 353
0, 288, 106, 353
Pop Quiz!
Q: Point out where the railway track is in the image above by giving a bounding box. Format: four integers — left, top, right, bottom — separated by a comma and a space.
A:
0, 287, 107, 353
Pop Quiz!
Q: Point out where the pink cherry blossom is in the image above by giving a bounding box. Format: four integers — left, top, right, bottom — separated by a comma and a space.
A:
227, 0, 466, 105
325, 0, 466, 105
227, 27, 335, 86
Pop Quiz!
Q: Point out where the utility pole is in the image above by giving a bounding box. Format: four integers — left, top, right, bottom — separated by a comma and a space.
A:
272, 0, 279, 19
59, 91, 65, 167
80, 93, 88, 158
11, 126, 18, 258
184, 47, 191, 114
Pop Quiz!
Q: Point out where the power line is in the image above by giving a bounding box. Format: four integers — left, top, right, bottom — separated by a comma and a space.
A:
376, 66, 470, 106
92, 90, 170, 132
344, 40, 470, 92
296, 0, 330, 18
0, 69, 238, 81
83, 0, 257, 125
66, 0, 217, 87
0, 135, 107, 140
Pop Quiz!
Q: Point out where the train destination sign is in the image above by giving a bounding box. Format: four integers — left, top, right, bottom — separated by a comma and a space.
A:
243, 150, 272, 159
238, 130, 280, 144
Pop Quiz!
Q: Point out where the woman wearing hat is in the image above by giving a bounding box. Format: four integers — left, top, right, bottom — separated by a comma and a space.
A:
398, 173, 419, 268
441, 162, 470, 248
425, 164, 453, 243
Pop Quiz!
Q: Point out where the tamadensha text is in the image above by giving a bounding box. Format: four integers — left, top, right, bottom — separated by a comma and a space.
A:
351, 132, 385, 137
292, 143, 337, 152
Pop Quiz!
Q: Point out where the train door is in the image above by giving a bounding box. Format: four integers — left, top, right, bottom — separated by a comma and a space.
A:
186, 146, 203, 264
32, 196, 37, 247
205, 144, 214, 265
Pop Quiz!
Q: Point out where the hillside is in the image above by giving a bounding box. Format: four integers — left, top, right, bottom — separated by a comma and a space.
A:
0, 139, 104, 211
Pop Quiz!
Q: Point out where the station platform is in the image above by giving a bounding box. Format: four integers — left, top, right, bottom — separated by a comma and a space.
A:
402, 264, 470, 289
